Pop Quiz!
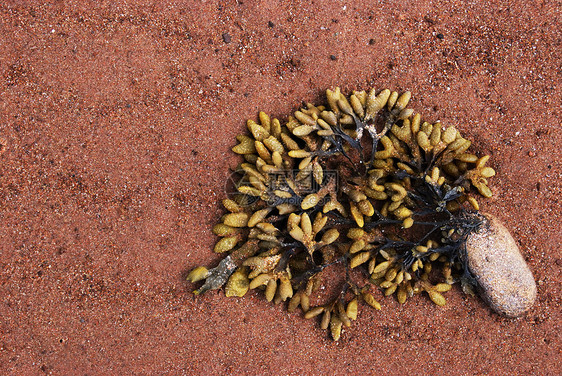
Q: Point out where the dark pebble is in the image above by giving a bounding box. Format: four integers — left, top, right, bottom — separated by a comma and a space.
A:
436, 33, 444, 39
330, 55, 337, 61
268, 21, 275, 28
222, 33, 231, 43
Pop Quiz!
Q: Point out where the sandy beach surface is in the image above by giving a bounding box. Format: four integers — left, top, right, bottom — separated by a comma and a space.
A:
1, 1, 560, 374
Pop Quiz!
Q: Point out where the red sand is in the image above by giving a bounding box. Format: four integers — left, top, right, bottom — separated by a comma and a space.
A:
1, 1, 560, 374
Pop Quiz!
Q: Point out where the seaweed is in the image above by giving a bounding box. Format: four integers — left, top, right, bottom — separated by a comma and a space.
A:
187, 87, 495, 340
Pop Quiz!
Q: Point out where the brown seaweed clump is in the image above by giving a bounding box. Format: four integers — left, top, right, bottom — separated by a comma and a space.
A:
187, 87, 498, 340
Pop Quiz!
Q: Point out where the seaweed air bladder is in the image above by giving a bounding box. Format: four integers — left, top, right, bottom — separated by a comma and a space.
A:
187, 87, 536, 341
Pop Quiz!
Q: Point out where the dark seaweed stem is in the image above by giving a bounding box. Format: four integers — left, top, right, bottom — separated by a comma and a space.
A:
274, 245, 300, 272
187, 87, 496, 341
321, 132, 360, 173
363, 217, 403, 229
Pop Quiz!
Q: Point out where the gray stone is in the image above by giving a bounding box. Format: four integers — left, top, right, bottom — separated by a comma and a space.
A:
466, 214, 537, 317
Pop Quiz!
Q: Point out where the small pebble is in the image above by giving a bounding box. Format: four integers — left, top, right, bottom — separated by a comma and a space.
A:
466, 214, 537, 318
329, 55, 337, 61
222, 33, 231, 44
436, 33, 444, 39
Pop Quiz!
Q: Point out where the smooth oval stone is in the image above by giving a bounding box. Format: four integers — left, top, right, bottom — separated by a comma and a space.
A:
466, 214, 537, 317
